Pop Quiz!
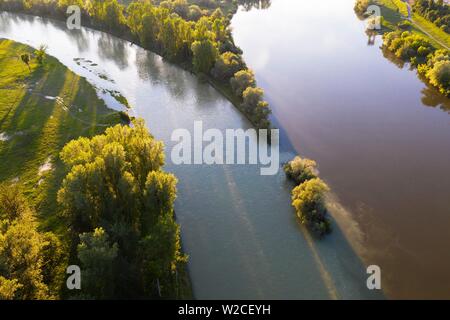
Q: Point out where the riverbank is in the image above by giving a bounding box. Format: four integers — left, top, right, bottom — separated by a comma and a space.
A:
355, 0, 450, 97
0, 38, 192, 299
0, 0, 272, 130
377, 0, 449, 49
0, 38, 124, 228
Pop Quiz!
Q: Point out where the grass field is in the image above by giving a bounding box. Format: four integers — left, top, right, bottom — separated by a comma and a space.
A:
0, 39, 123, 234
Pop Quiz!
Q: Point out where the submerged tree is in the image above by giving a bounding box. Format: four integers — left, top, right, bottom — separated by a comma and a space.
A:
284, 156, 318, 185
291, 178, 331, 237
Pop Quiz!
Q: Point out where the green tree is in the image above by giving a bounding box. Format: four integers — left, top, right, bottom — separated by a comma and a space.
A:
20, 53, 30, 71
0, 183, 65, 299
103, 0, 125, 31
188, 4, 203, 21
172, 0, 189, 19
0, 277, 22, 300
76, 227, 118, 299
230, 69, 256, 97
211, 51, 243, 80
0, 206, 50, 299
426, 60, 450, 96
57, 119, 185, 298
34, 44, 47, 65
191, 39, 218, 73
291, 178, 331, 236
284, 156, 318, 185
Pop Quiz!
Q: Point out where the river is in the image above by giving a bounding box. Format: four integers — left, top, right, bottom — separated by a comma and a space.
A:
232, 0, 450, 299
1, 0, 440, 298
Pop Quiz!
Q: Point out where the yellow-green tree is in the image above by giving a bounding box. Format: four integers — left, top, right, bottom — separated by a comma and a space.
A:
291, 178, 331, 236
191, 39, 218, 73
57, 119, 185, 298
0, 184, 64, 299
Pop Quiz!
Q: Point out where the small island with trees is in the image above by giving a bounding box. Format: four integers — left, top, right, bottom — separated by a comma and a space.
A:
284, 156, 332, 237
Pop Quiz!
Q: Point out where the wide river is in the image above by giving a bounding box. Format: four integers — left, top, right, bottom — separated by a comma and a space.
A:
0, 0, 448, 299
232, 0, 450, 298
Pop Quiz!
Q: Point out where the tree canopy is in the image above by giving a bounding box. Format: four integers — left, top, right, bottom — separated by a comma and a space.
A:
57, 119, 185, 298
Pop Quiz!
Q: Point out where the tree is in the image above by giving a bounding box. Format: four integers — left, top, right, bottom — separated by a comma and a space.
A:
211, 51, 244, 80
34, 44, 47, 65
139, 214, 186, 297
20, 53, 30, 71
291, 178, 331, 236
191, 39, 218, 73
172, 0, 189, 19
284, 156, 318, 185
57, 119, 185, 298
230, 69, 256, 97
426, 60, 450, 96
0, 183, 65, 299
103, 0, 125, 31
210, 8, 224, 20
0, 204, 49, 299
57, 120, 165, 231
0, 183, 28, 220
188, 5, 203, 21
241, 86, 264, 111
354, 0, 369, 17
0, 277, 22, 300
76, 228, 118, 299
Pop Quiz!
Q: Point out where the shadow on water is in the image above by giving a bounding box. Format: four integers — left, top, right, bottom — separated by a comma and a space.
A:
97, 32, 129, 70
52, 22, 91, 53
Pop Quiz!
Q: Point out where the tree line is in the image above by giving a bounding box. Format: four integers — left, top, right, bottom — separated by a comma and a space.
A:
0, 0, 272, 129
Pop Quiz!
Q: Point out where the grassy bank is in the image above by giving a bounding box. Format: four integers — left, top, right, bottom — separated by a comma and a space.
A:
0, 39, 124, 233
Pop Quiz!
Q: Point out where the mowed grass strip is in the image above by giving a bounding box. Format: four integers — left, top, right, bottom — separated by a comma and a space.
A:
0, 39, 123, 234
